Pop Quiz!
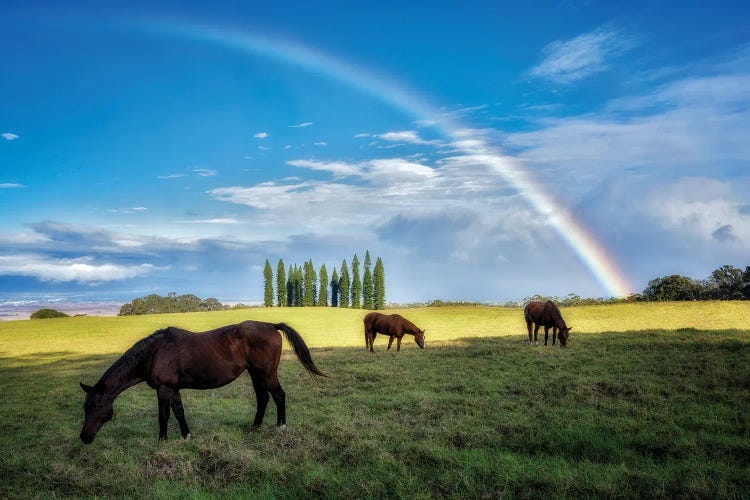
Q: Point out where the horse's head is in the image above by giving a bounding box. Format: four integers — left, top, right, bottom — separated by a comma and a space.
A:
414, 329, 425, 349
558, 327, 572, 347
79, 382, 114, 444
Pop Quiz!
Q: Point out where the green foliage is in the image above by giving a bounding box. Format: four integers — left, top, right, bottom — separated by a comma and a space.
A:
373, 257, 385, 309
118, 293, 227, 316
276, 259, 286, 307
263, 260, 274, 307
286, 264, 294, 307
303, 260, 316, 306
363, 266, 373, 310
330, 268, 339, 307
339, 260, 350, 308
318, 264, 328, 307
29, 308, 70, 320
350, 254, 362, 309
641, 275, 702, 302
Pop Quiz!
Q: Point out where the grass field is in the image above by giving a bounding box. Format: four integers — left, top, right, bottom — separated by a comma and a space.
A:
1, 303, 749, 497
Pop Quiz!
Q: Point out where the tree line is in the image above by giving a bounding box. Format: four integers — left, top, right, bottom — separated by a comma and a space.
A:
640, 264, 750, 301
118, 293, 238, 315
263, 250, 385, 309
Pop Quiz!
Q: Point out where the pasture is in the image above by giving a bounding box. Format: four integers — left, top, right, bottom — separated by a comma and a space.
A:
1, 302, 749, 497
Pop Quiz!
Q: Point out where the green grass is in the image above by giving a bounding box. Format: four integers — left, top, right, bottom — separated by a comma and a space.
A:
1, 303, 749, 498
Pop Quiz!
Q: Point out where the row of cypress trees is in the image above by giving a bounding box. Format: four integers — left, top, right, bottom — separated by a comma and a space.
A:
263, 250, 385, 309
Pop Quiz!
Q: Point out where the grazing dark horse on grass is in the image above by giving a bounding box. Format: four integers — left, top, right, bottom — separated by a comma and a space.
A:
364, 312, 425, 352
79, 321, 325, 444
524, 301, 572, 347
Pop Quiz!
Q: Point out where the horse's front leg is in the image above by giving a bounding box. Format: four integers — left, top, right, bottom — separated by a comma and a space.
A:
368, 332, 376, 353
170, 389, 191, 439
552, 327, 557, 346
396, 335, 402, 351
156, 386, 172, 440
387, 335, 395, 351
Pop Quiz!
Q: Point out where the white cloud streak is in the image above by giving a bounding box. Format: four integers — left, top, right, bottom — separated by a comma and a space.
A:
288, 122, 313, 128
529, 28, 635, 84
0, 254, 155, 283
2, 133, 19, 141
254, 132, 269, 138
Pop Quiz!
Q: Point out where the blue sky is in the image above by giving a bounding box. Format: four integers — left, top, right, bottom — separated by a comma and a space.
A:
2, 1, 749, 304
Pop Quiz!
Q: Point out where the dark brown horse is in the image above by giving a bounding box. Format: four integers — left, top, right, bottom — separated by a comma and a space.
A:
364, 312, 425, 352
80, 320, 325, 444
524, 301, 572, 347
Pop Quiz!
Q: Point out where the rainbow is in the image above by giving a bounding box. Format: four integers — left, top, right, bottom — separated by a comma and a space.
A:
128, 19, 634, 297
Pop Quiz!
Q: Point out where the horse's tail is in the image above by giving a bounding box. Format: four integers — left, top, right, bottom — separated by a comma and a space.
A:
274, 323, 327, 377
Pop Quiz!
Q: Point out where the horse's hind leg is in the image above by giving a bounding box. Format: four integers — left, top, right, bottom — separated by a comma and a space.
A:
533, 325, 540, 345
170, 390, 191, 439
544, 326, 550, 346
552, 327, 557, 346
249, 370, 270, 428
526, 320, 533, 344
156, 386, 173, 440
265, 374, 286, 428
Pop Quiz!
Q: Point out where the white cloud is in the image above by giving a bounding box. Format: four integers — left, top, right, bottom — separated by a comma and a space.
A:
506, 73, 750, 191
643, 177, 750, 246
0, 183, 24, 188
254, 132, 269, 139
314, 141, 328, 146
2, 133, 19, 141
0, 254, 155, 283
192, 168, 217, 177
354, 133, 371, 138
287, 159, 360, 178
175, 218, 240, 224
378, 130, 438, 145
529, 28, 635, 84
158, 174, 186, 179
288, 122, 313, 128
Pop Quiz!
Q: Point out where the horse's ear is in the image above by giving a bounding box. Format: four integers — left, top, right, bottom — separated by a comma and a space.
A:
80, 382, 93, 393
568, 327, 573, 331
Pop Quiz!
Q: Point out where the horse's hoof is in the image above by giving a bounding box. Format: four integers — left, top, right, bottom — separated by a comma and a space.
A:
184, 433, 191, 440
277, 424, 287, 432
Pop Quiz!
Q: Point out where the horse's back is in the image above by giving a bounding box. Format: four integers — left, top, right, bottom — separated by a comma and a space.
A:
148, 322, 282, 388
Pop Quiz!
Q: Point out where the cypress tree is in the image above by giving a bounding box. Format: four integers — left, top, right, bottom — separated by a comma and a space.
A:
294, 266, 303, 306
374, 257, 385, 310
318, 264, 328, 306
331, 267, 339, 307
286, 264, 294, 307
339, 260, 350, 308
276, 259, 286, 307
303, 260, 316, 306
363, 250, 373, 309
263, 260, 273, 307
351, 254, 362, 309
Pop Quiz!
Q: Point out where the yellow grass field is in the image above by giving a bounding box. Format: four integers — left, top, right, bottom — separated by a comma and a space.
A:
1, 301, 749, 366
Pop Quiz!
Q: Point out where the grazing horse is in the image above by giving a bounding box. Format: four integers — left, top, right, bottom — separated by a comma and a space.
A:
364, 312, 425, 352
524, 301, 572, 347
80, 321, 325, 444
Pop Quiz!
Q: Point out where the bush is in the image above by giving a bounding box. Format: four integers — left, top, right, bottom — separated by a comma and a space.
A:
30, 308, 70, 320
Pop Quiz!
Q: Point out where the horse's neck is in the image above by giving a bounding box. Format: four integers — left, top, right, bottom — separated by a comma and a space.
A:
98, 355, 144, 398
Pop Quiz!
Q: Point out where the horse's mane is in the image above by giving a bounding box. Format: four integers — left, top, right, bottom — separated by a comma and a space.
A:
97, 328, 171, 388
545, 301, 566, 327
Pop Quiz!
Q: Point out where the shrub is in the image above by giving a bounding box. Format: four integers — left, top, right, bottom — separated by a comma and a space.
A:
30, 308, 70, 320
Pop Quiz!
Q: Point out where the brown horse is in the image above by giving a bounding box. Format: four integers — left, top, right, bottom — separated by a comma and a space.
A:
364, 312, 425, 352
524, 301, 572, 347
79, 321, 325, 444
